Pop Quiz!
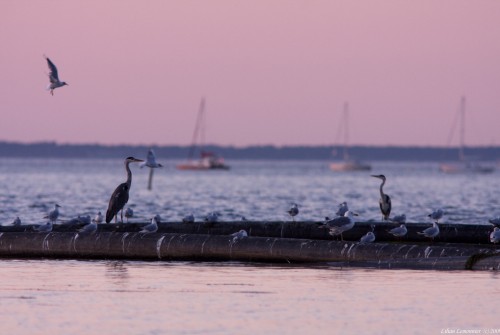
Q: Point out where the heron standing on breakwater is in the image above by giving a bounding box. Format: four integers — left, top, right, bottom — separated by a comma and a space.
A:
106, 157, 144, 223
372, 174, 391, 221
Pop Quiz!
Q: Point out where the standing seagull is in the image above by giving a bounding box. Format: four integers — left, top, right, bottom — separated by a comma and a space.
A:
387, 224, 408, 238
389, 214, 406, 224
140, 217, 158, 233
44, 55, 68, 95
93, 211, 103, 224
45, 204, 61, 224
230, 229, 248, 243
428, 209, 444, 223
320, 211, 358, 241
124, 207, 134, 223
490, 227, 500, 244
182, 213, 195, 223
34, 222, 53, 233
372, 175, 391, 220
78, 221, 97, 234
360, 226, 376, 244
106, 157, 144, 223
287, 203, 299, 222
418, 222, 440, 240
335, 201, 349, 217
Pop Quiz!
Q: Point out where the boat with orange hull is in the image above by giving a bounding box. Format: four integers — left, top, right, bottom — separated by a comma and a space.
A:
176, 98, 230, 171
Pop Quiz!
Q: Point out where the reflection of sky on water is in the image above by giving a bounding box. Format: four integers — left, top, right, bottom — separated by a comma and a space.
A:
0, 259, 498, 334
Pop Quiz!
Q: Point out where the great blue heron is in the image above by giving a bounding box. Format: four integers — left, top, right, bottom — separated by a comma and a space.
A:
44, 55, 68, 95
320, 211, 358, 241
417, 222, 440, 240
140, 217, 158, 233
372, 175, 391, 220
105, 157, 144, 223
287, 203, 299, 221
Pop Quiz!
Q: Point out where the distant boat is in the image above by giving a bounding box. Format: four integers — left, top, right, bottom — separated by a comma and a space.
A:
176, 98, 230, 171
330, 102, 371, 172
439, 96, 494, 174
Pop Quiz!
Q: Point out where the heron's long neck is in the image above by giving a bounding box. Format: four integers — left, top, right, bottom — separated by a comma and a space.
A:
379, 180, 386, 197
125, 161, 132, 188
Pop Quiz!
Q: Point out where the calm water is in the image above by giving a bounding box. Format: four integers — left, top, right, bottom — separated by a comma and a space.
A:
1, 158, 500, 334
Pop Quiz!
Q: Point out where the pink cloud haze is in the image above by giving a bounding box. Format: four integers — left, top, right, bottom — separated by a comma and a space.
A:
1, 1, 500, 147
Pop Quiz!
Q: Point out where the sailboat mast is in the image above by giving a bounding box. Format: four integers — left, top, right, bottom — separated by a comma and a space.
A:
187, 97, 206, 160
459, 96, 466, 161
343, 102, 349, 161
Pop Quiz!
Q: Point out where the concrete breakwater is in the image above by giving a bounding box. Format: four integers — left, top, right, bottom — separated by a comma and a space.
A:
0, 228, 498, 271
1, 220, 496, 244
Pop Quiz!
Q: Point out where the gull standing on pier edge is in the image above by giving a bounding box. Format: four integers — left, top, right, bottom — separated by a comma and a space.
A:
106, 157, 144, 223
320, 211, 358, 241
287, 203, 299, 222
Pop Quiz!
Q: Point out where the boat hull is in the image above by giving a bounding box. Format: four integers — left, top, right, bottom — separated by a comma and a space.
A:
439, 163, 494, 174
330, 161, 371, 172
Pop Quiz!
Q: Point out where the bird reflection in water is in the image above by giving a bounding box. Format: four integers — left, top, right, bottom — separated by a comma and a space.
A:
105, 261, 130, 285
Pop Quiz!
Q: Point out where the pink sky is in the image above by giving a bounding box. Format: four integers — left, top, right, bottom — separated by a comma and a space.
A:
1, 1, 500, 147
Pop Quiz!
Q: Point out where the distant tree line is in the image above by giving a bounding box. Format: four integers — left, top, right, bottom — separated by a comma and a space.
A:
0, 141, 499, 161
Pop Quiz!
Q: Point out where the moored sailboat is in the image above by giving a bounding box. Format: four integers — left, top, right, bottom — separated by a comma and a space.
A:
176, 98, 230, 171
330, 102, 371, 172
439, 96, 494, 174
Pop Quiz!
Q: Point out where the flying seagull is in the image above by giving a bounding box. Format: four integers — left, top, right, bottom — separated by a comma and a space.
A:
44, 55, 68, 95
140, 149, 163, 168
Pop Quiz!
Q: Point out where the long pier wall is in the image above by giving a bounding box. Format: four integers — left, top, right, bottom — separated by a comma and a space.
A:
0, 231, 498, 271
1, 221, 495, 244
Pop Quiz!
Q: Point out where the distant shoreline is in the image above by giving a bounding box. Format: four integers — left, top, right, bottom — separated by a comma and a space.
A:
0, 141, 499, 161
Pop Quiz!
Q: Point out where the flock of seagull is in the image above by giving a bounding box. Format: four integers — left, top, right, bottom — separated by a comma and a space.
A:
27, 58, 500, 245
287, 174, 500, 244
7, 153, 500, 245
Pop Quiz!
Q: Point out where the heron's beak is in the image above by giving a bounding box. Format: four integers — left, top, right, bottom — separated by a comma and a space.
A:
134, 158, 145, 163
